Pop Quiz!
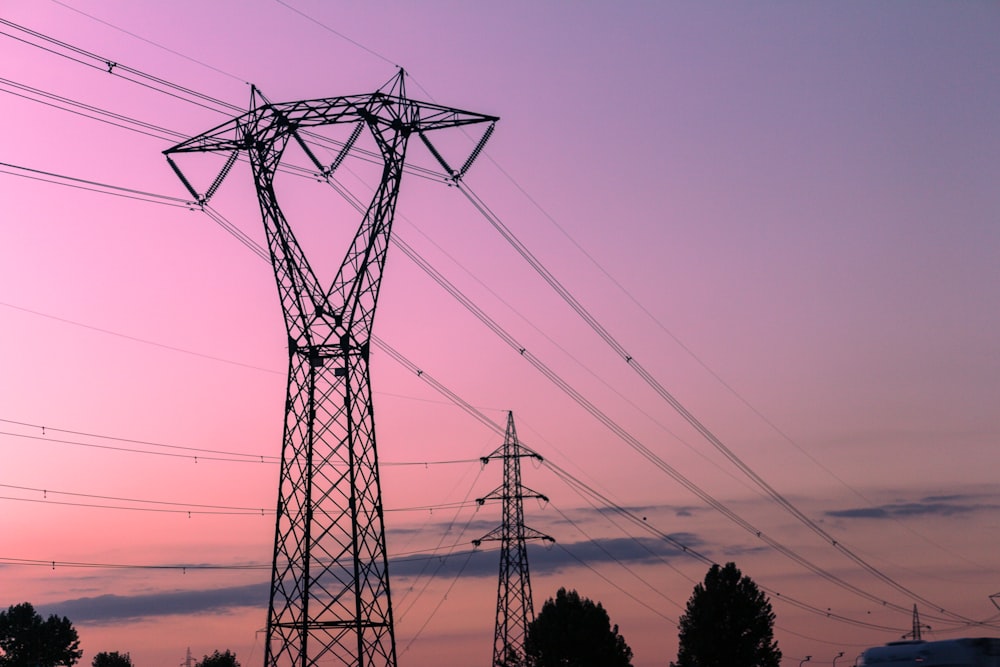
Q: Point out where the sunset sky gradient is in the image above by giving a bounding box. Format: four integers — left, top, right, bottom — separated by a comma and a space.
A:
2, 2, 999, 666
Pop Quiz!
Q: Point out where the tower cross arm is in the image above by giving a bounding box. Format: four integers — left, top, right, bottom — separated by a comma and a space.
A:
522, 526, 555, 543
473, 525, 504, 547
519, 486, 548, 503
164, 93, 497, 157
162, 95, 371, 156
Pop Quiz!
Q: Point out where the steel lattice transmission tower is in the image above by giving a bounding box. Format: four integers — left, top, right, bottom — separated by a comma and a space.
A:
474, 412, 554, 667
903, 604, 931, 641
164, 71, 497, 667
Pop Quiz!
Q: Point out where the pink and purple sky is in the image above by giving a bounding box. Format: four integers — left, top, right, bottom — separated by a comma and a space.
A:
2, 2, 999, 666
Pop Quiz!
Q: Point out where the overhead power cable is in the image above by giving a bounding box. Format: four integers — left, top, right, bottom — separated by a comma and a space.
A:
382, 361, 913, 634
0, 557, 268, 571
0, 19, 449, 190
548, 501, 684, 614
0, 161, 194, 208
0, 18, 241, 114
0, 428, 271, 464
336, 339, 916, 634
395, 471, 487, 620
0, 481, 478, 517
553, 540, 675, 623
5, 145, 962, 629
49, 0, 248, 83
273, 0, 398, 68
3, 13, 988, 632
265, 4, 994, 604
0, 416, 276, 461
0, 539, 497, 573
0, 75, 185, 141
385, 218, 970, 625
454, 179, 986, 627
0, 484, 274, 517
0, 414, 481, 469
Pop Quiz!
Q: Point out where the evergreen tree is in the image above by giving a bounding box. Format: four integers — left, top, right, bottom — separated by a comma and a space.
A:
0, 602, 82, 667
672, 562, 781, 667
195, 650, 239, 667
525, 588, 633, 667
92, 652, 134, 667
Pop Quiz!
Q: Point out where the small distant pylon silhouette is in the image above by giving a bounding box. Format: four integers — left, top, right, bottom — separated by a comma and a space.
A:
473, 412, 554, 667
902, 604, 931, 640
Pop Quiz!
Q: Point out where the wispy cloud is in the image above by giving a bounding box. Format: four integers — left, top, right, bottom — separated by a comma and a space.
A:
824, 492, 1000, 520
40, 533, 704, 624
37, 582, 268, 624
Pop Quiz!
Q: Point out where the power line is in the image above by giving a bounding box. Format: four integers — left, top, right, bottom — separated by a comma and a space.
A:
0, 541, 496, 573
390, 222, 949, 622
0, 19, 239, 115
552, 541, 675, 624
0, 482, 480, 517
0, 557, 267, 571
3, 13, 992, 636
1, 120, 960, 633
49, 0, 248, 84
0, 494, 270, 517
334, 352, 924, 635
272, 0, 398, 68
0, 161, 194, 208
0, 416, 278, 461
0, 428, 272, 464
0, 75, 185, 141
548, 501, 685, 614
455, 181, 986, 627
3, 159, 956, 628
0, 415, 483, 469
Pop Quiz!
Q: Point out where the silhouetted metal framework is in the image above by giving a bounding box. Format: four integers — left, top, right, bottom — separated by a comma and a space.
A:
903, 604, 931, 641
474, 412, 554, 667
164, 71, 497, 667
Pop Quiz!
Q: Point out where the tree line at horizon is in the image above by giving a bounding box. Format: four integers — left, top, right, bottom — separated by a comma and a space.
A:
0, 562, 780, 667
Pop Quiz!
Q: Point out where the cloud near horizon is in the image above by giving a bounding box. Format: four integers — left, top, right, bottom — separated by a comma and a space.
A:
39, 534, 700, 624
824, 492, 1000, 520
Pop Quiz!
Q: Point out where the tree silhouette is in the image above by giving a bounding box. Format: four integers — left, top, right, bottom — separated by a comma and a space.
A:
672, 562, 781, 667
92, 652, 134, 667
525, 588, 633, 667
0, 602, 82, 667
195, 650, 239, 667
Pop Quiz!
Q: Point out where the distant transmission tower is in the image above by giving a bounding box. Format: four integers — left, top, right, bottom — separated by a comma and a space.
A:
903, 604, 931, 640
474, 412, 554, 667
165, 71, 496, 667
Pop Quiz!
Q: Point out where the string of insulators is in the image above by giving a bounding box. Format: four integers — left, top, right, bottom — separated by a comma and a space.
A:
418, 130, 455, 178
203, 149, 239, 202
165, 155, 201, 204
292, 129, 326, 176
457, 122, 495, 179
328, 122, 365, 176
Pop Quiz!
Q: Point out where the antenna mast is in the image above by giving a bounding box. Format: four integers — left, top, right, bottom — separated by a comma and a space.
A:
165, 71, 496, 667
